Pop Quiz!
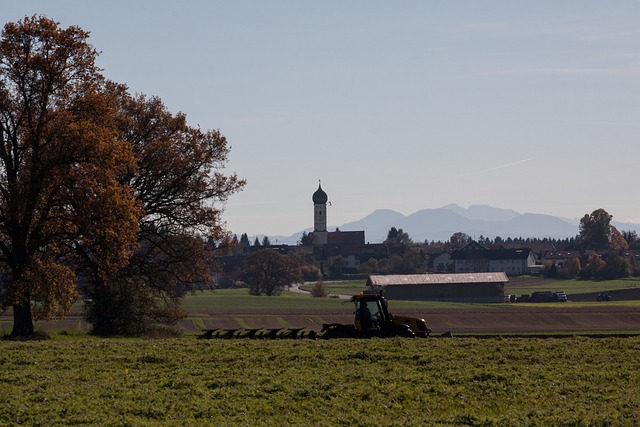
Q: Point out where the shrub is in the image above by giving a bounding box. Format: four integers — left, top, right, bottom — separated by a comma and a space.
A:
309, 281, 329, 298
84, 278, 184, 336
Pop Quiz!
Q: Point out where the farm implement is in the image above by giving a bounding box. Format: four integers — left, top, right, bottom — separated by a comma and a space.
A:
198, 327, 319, 340
199, 291, 445, 339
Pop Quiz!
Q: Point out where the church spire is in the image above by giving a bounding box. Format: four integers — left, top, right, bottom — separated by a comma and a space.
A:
312, 181, 328, 234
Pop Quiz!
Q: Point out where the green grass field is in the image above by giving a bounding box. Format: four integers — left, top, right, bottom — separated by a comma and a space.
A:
299, 280, 368, 296
3, 278, 640, 425
1, 335, 639, 426
181, 275, 630, 314
506, 277, 640, 296
180, 288, 536, 314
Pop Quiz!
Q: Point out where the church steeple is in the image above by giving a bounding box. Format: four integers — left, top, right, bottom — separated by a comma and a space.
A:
312, 181, 328, 239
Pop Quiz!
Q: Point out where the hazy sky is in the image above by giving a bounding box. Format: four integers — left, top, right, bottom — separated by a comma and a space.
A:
5, 1, 640, 238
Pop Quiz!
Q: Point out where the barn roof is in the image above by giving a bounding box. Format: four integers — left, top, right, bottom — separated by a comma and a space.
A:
368, 272, 509, 287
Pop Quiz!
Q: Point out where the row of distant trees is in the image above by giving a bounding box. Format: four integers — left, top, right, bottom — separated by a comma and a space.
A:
234, 233, 272, 250
542, 209, 639, 280
543, 252, 638, 281
235, 208, 639, 256
234, 209, 640, 295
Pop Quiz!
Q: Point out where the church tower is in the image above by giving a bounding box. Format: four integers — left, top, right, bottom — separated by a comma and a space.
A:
312, 181, 328, 245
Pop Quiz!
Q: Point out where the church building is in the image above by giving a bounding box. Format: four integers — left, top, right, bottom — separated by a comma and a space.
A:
310, 182, 365, 273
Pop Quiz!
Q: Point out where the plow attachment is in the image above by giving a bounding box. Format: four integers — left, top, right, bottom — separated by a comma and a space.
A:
198, 328, 319, 339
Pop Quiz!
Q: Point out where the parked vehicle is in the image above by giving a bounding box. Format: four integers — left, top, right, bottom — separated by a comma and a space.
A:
518, 291, 567, 303
555, 291, 568, 302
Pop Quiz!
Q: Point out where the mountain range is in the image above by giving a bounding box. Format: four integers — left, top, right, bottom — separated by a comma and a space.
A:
267, 204, 640, 245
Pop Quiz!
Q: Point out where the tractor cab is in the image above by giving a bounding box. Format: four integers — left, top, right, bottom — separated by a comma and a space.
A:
351, 292, 415, 338
353, 293, 391, 335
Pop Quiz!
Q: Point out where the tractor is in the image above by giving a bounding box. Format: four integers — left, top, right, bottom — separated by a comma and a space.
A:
198, 291, 443, 340
321, 291, 432, 338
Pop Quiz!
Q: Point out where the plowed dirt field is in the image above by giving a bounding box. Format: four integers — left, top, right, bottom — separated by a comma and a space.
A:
177, 304, 640, 335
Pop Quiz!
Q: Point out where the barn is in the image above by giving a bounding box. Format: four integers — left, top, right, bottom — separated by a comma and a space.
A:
367, 272, 508, 303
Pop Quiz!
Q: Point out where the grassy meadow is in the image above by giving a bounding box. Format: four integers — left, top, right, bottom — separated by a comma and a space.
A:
113, 276, 640, 315
505, 277, 640, 296
299, 280, 369, 296
299, 277, 640, 300
1, 334, 640, 426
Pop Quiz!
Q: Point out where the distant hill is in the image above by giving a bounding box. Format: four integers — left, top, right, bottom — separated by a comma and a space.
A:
337, 205, 579, 243
268, 204, 640, 245
441, 203, 520, 222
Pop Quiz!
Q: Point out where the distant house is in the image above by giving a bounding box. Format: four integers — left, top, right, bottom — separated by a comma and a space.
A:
451, 242, 537, 275
540, 251, 581, 268
367, 272, 508, 303
428, 251, 452, 272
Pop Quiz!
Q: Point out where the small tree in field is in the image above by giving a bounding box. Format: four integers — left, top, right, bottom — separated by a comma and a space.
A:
242, 249, 302, 296
309, 281, 329, 298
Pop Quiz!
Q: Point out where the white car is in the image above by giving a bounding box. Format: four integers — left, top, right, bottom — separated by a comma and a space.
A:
554, 291, 568, 302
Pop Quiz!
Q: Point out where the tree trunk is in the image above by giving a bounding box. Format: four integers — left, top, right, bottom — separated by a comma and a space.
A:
11, 302, 34, 337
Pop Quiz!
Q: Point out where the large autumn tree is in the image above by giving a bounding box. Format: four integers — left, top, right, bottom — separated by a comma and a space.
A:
0, 16, 244, 337
82, 89, 245, 335
0, 16, 141, 337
